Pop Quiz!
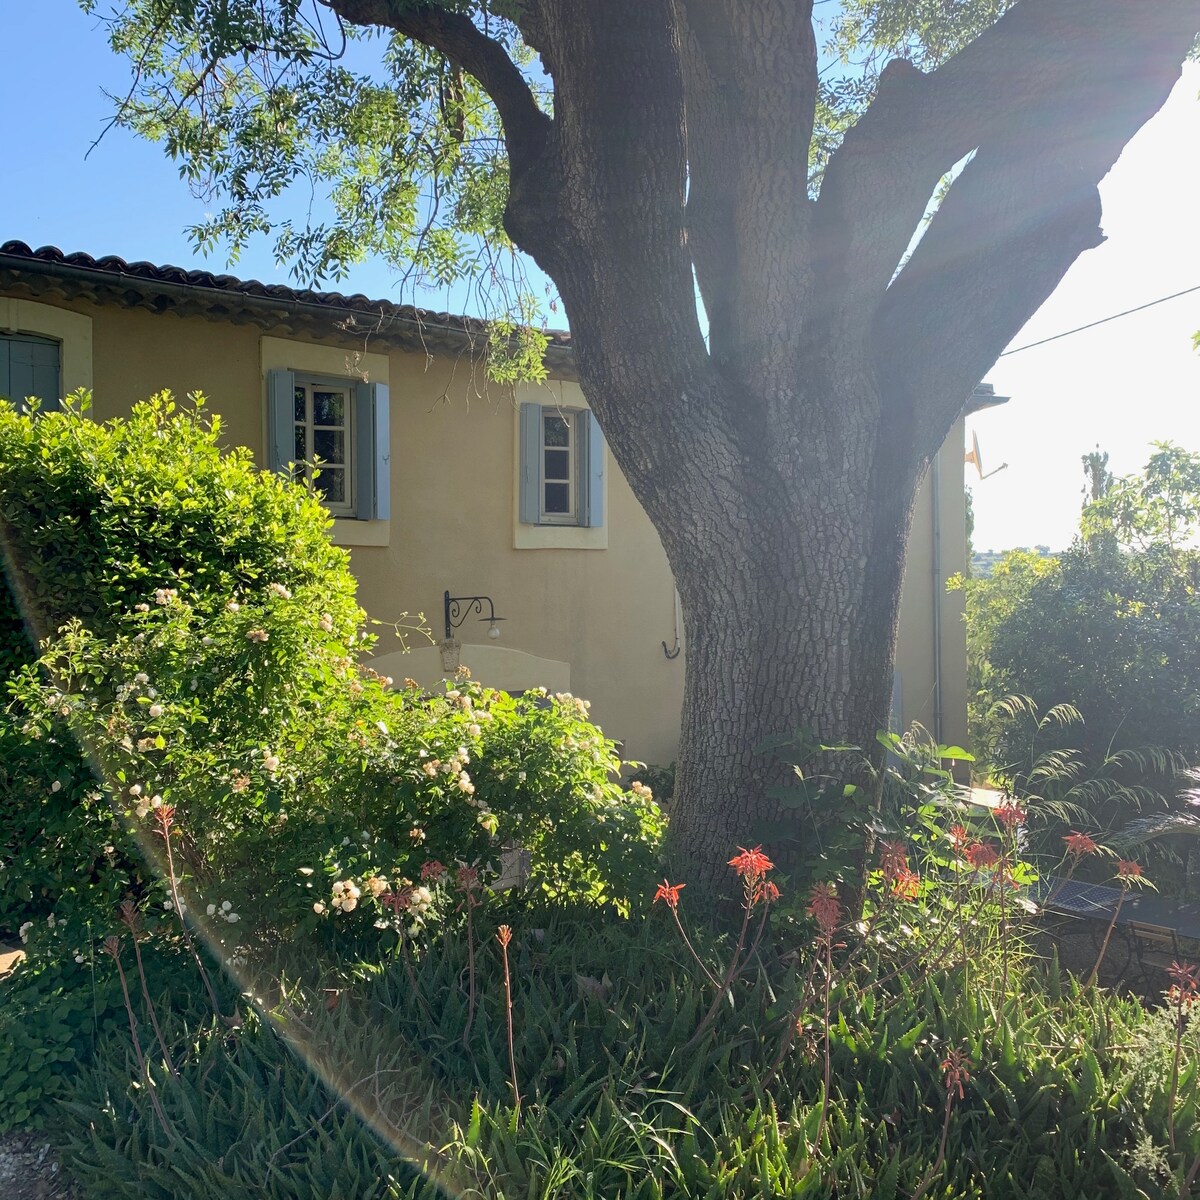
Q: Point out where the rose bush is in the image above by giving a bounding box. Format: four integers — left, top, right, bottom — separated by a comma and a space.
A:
0, 393, 663, 955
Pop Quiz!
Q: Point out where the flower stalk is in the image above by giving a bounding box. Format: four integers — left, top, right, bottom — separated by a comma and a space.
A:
497, 924, 520, 1109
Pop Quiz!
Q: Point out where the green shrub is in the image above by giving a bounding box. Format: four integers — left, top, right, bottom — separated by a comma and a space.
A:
0, 391, 662, 947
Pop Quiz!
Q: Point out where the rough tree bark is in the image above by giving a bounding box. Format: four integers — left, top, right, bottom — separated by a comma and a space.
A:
326, 0, 1200, 893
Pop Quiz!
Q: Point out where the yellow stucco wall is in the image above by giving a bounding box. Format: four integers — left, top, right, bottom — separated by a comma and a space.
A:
897, 424, 970, 753
1, 292, 969, 766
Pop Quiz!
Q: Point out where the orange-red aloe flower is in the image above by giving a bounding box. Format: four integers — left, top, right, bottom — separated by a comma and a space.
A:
653, 880, 686, 909
892, 866, 921, 901
941, 1048, 972, 1099
1063, 831, 1100, 858
947, 825, 970, 854
994, 801, 1026, 830
1116, 859, 1143, 881
806, 882, 840, 938
1167, 960, 1199, 1008
728, 846, 774, 878
755, 879, 781, 906
964, 841, 1000, 870
879, 840, 909, 878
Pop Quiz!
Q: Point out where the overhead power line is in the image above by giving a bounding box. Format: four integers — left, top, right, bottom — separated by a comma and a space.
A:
1000, 283, 1200, 357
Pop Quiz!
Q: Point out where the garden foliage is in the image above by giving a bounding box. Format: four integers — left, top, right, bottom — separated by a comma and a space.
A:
962, 444, 1200, 769
5, 396, 1200, 1195
55, 828, 1200, 1200
0, 393, 662, 1128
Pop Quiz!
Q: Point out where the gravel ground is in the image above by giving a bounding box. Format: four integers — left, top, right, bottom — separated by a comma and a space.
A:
0, 1132, 77, 1199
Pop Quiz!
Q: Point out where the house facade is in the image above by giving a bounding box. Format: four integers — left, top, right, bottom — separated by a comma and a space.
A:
0, 240, 973, 769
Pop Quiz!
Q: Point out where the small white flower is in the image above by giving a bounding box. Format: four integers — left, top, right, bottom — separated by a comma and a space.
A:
313, 901, 326, 914
262, 754, 280, 773
74, 953, 85, 964
134, 673, 150, 685
298, 867, 314, 876
129, 783, 142, 797
151, 794, 163, 808
206, 903, 217, 916
268, 582, 292, 600
18, 921, 33, 943
318, 613, 334, 633
201, 635, 214, 646
225, 912, 240, 924
135, 801, 150, 819
148, 704, 164, 719
226, 600, 240, 613
220, 900, 232, 912
51, 780, 62, 793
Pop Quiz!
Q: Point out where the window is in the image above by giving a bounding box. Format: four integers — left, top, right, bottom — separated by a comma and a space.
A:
291, 378, 354, 515
0, 332, 61, 410
266, 368, 390, 521
519, 403, 604, 528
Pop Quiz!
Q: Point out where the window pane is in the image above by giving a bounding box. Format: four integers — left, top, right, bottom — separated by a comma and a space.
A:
294, 387, 307, 422
313, 390, 345, 426
543, 413, 569, 447
544, 449, 571, 481
313, 429, 345, 464
544, 482, 571, 514
318, 469, 346, 504
294, 425, 307, 462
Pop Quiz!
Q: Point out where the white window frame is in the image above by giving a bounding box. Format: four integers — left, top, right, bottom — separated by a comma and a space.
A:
291, 373, 356, 518
539, 407, 581, 525
262, 339, 390, 548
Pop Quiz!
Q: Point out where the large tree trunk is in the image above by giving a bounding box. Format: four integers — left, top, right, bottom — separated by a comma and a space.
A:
665, 460, 915, 888
333, 0, 1200, 898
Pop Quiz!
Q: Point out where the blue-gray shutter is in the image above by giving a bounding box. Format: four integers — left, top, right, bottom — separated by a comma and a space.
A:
266, 368, 295, 475
519, 402, 541, 524
2, 335, 60, 411
353, 381, 390, 520
580, 410, 605, 527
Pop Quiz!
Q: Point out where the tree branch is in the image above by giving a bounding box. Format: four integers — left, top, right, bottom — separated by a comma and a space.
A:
676, 0, 818, 395
319, 0, 550, 176
514, 0, 728, 541
815, 0, 1200, 331
875, 0, 1199, 449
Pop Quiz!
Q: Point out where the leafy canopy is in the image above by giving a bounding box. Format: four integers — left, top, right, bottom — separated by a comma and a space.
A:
88, 0, 1011, 295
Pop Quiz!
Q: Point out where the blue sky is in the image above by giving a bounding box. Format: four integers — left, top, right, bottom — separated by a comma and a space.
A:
6, 1, 1200, 552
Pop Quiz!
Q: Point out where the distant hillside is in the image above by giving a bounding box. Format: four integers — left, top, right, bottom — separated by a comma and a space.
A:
971, 545, 1056, 578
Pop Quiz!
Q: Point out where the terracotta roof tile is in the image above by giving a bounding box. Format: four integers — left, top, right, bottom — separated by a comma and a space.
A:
0, 240, 574, 366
